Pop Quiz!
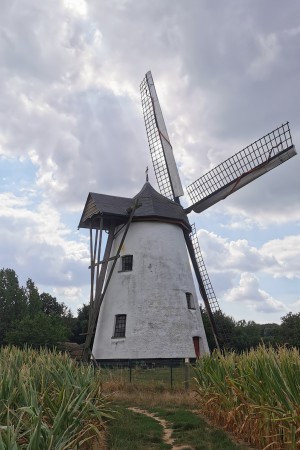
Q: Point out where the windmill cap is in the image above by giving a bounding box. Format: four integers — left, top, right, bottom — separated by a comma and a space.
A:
78, 181, 191, 231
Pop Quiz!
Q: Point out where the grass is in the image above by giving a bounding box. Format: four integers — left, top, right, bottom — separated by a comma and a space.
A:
107, 405, 170, 450
152, 407, 248, 450
105, 383, 250, 450
107, 402, 249, 450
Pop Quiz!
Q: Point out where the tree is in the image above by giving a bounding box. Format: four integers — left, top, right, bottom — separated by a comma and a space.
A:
26, 278, 41, 317
5, 312, 70, 348
233, 320, 262, 352
0, 268, 75, 347
201, 307, 236, 351
278, 312, 300, 348
72, 304, 90, 344
0, 269, 27, 345
40, 292, 68, 317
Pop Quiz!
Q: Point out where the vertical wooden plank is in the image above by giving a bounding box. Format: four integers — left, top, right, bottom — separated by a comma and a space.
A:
83, 221, 116, 362
95, 217, 103, 293
89, 225, 94, 308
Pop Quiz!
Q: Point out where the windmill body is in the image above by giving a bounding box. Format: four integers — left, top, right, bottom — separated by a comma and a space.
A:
80, 182, 210, 363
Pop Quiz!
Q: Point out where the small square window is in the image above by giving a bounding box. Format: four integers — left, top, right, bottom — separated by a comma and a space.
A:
113, 314, 127, 338
121, 255, 133, 271
186, 292, 195, 310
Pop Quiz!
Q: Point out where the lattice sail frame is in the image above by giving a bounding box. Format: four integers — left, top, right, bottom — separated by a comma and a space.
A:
190, 224, 221, 314
140, 71, 184, 201
190, 223, 230, 345
186, 122, 296, 213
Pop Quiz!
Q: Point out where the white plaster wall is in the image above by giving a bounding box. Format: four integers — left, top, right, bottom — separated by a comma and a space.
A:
92, 221, 210, 360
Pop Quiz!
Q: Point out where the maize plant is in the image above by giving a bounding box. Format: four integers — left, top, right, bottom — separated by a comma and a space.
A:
194, 345, 300, 450
0, 346, 113, 449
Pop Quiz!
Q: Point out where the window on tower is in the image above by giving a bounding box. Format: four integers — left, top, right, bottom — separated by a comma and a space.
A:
121, 255, 133, 271
186, 292, 195, 310
113, 314, 127, 338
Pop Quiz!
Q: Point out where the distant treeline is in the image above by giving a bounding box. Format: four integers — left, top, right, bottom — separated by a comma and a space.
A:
0, 268, 88, 347
201, 307, 300, 352
0, 268, 299, 351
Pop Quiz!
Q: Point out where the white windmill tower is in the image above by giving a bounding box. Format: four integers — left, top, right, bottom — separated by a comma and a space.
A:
79, 71, 297, 364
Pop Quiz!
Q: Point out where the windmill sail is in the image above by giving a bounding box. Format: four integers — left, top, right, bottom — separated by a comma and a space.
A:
190, 224, 230, 347
140, 71, 184, 201
186, 122, 297, 214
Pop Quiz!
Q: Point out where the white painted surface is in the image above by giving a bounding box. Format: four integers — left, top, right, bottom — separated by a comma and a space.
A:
92, 221, 210, 360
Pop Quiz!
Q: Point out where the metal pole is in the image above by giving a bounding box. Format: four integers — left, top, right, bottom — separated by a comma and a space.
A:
184, 358, 190, 391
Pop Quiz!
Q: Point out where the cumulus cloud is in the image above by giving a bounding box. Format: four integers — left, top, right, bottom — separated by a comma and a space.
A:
0, 192, 89, 287
197, 228, 300, 281
226, 272, 286, 313
197, 229, 276, 274
194, 228, 300, 318
261, 235, 300, 279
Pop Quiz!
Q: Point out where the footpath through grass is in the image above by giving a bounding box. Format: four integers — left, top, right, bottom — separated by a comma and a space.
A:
106, 387, 251, 450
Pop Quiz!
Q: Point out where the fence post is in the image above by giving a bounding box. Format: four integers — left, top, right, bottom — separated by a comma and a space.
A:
129, 361, 132, 383
170, 359, 173, 390
184, 358, 190, 391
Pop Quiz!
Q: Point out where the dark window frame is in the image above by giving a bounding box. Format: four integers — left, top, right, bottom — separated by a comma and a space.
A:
121, 255, 133, 272
186, 292, 195, 310
113, 314, 127, 338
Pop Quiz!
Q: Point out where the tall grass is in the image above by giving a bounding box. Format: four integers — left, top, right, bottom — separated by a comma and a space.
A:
194, 345, 300, 450
0, 346, 112, 449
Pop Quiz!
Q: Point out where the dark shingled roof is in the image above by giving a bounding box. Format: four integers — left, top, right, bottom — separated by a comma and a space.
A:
78, 182, 190, 231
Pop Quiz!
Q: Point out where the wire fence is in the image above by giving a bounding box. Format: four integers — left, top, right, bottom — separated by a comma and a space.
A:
98, 359, 195, 390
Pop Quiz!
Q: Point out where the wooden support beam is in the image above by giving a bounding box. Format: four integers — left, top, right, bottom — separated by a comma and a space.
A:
88, 254, 120, 269
95, 217, 103, 293
97, 198, 140, 309
89, 226, 95, 311
82, 221, 116, 362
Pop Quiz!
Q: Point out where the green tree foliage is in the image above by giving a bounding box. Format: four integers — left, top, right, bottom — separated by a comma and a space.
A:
5, 313, 70, 347
201, 307, 292, 353
71, 304, 90, 344
0, 268, 73, 347
279, 312, 300, 348
26, 278, 41, 317
40, 292, 68, 317
0, 269, 27, 343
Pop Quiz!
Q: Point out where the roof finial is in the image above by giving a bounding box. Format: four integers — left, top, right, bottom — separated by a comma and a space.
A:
146, 166, 149, 182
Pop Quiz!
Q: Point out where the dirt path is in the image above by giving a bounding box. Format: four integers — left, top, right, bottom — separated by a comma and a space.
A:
128, 407, 194, 450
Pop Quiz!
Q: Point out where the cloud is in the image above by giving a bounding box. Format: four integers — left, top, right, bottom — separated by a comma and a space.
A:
0, 192, 89, 288
226, 272, 286, 313
247, 33, 280, 80
197, 229, 276, 273
197, 228, 300, 281
261, 235, 300, 279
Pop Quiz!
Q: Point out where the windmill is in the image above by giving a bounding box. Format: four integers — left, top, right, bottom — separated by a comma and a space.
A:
79, 71, 297, 363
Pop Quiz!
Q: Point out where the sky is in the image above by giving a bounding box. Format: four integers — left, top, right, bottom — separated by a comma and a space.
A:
0, 0, 299, 324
